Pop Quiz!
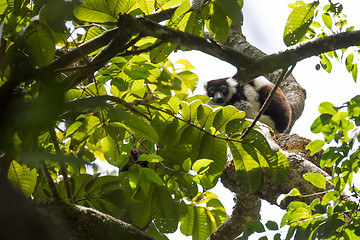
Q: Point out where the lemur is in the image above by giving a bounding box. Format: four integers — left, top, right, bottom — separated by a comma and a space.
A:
204, 77, 291, 133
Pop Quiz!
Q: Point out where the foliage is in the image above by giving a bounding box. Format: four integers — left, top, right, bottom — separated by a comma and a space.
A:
277, 96, 360, 239
2, 0, 360, 239
0, 0, 288, 239
283, 0, 359, 81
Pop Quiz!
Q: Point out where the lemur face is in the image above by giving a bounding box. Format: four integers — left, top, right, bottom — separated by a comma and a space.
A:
205, 79, 229, 104
204, 78, 238, 105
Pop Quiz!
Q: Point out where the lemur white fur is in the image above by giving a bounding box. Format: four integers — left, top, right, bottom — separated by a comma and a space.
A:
232, 77, 277, 130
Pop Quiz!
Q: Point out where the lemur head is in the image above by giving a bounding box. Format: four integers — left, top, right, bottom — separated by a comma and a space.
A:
203, 78, 238, 105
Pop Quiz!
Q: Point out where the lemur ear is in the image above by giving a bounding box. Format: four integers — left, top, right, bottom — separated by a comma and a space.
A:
203, 81, 208, 90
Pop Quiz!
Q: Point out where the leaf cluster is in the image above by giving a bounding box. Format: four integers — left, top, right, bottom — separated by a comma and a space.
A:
283, 0, 359, 81
0, 0, 290, 239
279, 96, 360, 239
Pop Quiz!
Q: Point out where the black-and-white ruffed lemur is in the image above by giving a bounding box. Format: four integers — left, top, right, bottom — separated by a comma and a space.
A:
204, 77, 292, 133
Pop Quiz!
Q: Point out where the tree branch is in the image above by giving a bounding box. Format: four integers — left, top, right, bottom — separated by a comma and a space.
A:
119, 14, 255, 70
32, 198, 157, 240
209, 191, 261, 240
249, 30, 360, 77
49, 127, 74, 203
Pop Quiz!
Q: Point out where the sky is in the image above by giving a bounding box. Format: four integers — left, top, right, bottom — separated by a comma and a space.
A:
168, 0, 360, 238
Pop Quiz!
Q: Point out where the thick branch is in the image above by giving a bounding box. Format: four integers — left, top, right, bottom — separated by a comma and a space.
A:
209, 195, 260, 240
33, 199, 156, 240
250, 30, 360, 77
119, 14, 254, 70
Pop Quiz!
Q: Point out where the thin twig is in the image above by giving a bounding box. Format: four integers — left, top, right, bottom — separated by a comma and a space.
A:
41, 161, 60, 199
120, 40, 164, 56
49, 127, 74, 203
240, 64, 296, 139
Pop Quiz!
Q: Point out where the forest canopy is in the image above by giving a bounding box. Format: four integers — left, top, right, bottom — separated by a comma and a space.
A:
1, 0, 360, 240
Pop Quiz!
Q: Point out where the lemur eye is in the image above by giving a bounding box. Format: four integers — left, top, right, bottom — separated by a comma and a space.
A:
221, 85, 228, 93
209, 90, 215, 95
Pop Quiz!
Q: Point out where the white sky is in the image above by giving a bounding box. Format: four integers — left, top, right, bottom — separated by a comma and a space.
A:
168, 0, 360, 239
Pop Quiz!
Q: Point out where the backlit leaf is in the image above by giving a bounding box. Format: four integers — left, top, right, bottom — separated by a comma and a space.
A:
229, 142, 262, 192
152, 186, 178, 233
73, 0, 117, 23
193, 159, 214, 173
305, 139, 325, 156
303, 172, 326, 189
23, 27, 55, 67
130, 187, 153, 228
8, 161, 37, 198
284, 1, 319, 46
109, 106, 159, 143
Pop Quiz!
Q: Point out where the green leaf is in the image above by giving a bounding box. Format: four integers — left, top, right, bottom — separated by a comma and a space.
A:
318, 102, 337, 115
303, 172, 326, 189
305, 139, 325, 156
349, 95, 360, 118
208, 3, 229, 43
64, 96, 109, 112
183, 158, 192, 172
284, 1, 319, 46
181, 100, 203, 122
142, 168, 164, 186
138, 154, 164, 163
185, 11, 204, 36
130, 188, 153, 228
320, 53, 332, 73
137, 0, 155, 15
73, 0, 117, 23
8, 161, 37, 198
177, 71, 198, 93
321, 190, 339, 205
167, 0, 191, 29
193, 159, 214, 173
109, 106, 159, 143
229, 142, 262, 192
84, 175, 120, 195
346, 53, 354, 72
66, 122, 82, 137
265, 220, 279, 230
116, 0, 137, 14
23, 27, 55, 67
214, 0, 243, 26
146, 223, 170, 240
197, 104, 215, 127
193, 206, 213, 240
322, 13, 332, 29
152, 186, 179, 233
128, 164, 140, 189
125, 65, 150, 80
0, 0, 7, 14
72, 115, 101, 142
150, 42, 177, 63
101, 136, 120, 166
352, 63, 358, 82
180, 205, 194, 236
192, 133, 227, 179
311, 114, 332, 133
269, 151, 289, 182
213, 106, 245, 132
286, 188, 301, 197
245, 220, 265, 233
